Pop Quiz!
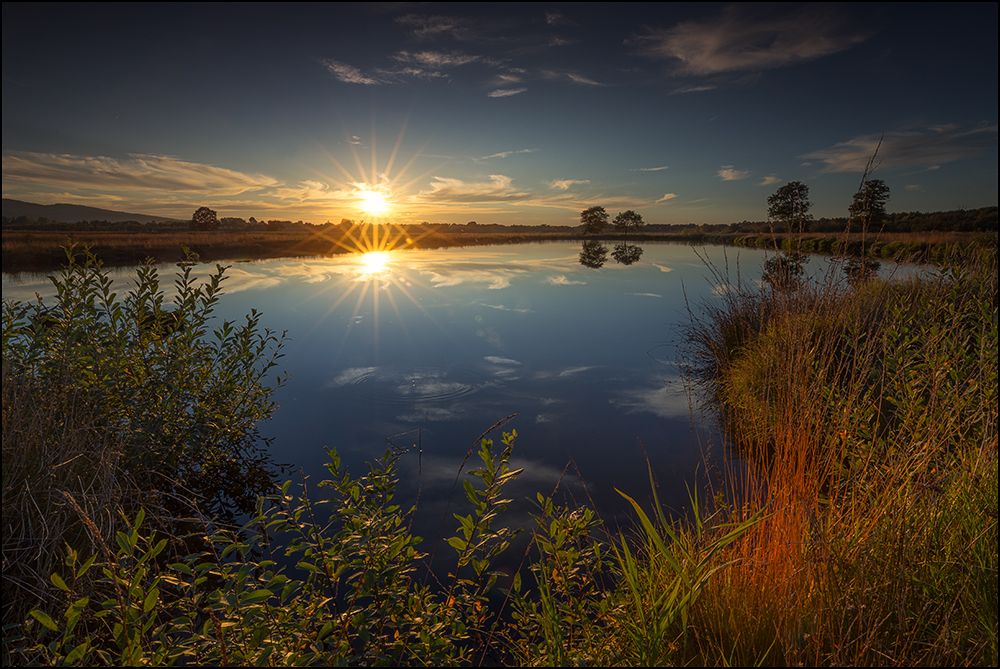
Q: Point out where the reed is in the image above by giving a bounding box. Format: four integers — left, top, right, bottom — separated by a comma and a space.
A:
682, 238, 998, 665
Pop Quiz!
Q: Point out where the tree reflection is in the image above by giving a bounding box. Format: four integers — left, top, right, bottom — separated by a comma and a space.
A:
579, 240, 609, 268
612, 243, 643, 266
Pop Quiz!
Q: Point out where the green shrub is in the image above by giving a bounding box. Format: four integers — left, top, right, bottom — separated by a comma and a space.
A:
2, 248, 287, 636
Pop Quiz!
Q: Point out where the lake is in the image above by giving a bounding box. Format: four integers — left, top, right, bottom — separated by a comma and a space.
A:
1, 240, 873, 553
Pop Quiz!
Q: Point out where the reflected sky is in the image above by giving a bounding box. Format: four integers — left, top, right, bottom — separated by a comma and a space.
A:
1, 242, 923, 539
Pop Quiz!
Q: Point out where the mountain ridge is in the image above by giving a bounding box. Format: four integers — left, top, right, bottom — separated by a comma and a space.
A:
2, 198, 184, 224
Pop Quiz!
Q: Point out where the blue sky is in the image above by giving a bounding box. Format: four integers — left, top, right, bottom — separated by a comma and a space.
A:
2, 3, 997, 226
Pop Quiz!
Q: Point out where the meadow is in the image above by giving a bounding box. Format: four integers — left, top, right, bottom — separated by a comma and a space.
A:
1, 234, 996, 666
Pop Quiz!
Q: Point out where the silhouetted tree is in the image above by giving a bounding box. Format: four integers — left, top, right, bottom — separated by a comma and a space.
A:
613, 210, 645, 239
580, 206, 609, 235
767, 181, 812, 233
848, 179, 890, 232
190, 206, 219, 231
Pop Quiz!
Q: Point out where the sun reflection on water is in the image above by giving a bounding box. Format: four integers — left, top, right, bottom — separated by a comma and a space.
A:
356, 251, 391, 279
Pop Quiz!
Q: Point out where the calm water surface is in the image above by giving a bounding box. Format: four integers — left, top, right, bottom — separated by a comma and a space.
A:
2, 241, 864, 545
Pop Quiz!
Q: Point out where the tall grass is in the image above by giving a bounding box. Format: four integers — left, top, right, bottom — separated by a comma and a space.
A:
683, 239, 998, 665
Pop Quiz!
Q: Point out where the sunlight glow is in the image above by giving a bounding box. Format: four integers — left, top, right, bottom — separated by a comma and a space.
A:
357, 251, 391, 277
358, 189, 390, 216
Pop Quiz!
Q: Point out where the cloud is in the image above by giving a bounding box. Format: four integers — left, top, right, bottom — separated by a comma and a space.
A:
904, 184, 922, 191
2, 151, 278, 195
671, 84, 718, 94
758, 175, 782, 186
540, 70, 606, 86
545, 12, 575, 27
627, 292, 662, 298
652, 264, 674, 273
566, 73, 605, 86
477, 148, 536, 161
548, 179, 589, 190
321, 59, 387, 85
488, 87, 527, 97
396, 14, 483, 42
801, 125, 999, 172
638, 5, 868, 76
633, 165, 670, 172
393, 50, 481, 68
656, 193, 679, 203
717, 166, 750, 181
416, 174, 531, 204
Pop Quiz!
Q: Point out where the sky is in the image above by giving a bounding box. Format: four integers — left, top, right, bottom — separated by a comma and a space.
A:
2, 2, 997, 226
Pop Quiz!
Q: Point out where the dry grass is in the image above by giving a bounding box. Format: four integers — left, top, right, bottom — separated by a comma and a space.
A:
681, 240, 998, 666
1, 368, 145, 631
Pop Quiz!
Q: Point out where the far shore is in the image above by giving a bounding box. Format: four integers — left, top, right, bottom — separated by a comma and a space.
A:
1, 226, 992, 274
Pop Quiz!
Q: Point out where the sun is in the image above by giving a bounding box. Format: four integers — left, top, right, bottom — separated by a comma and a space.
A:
359, 189, 390, 216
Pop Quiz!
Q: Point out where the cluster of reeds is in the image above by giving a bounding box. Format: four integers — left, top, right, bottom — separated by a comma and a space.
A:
682, 239, 998, 665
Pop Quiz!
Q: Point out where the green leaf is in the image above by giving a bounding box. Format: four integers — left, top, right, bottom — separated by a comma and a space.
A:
76, 555, 97, 579
50, 572, 70, 592
241, 589, 274, 604
65, 641, 89, 664
143, 587, 160, 614
30, 609, 59, 632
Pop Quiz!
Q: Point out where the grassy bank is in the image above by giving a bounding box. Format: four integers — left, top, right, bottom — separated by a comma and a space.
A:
683, 238, 997, 665
2, 241, 996, 665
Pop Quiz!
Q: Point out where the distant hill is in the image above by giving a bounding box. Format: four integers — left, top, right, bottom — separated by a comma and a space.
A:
2, 198, 183, 224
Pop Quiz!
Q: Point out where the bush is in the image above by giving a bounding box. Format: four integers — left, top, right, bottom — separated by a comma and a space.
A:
2, 248, 287, 635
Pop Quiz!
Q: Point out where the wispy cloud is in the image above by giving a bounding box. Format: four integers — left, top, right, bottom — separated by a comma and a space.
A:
638, 5, 869, 76
540, 70, 606, 86
2, 151, 278, 195
487, 87, 527, 98
393, 50, 481, 68
548, 179, 589, 190
904, 184, 922, 191
802, 125, 999, 172
416, 174, 531, 203
758, 175, 782, 186
477, 148, 536, 161
671, 84, 718, 94
656, 193, 679, 203
395, 14, 490, 42
545, 11, 575, 27
718, 166, 750, 181
633, 165, 670, 172
321, 59, 387, 85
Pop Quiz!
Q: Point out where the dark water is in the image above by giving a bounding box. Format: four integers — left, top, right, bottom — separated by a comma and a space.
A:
2, 241, 878, 554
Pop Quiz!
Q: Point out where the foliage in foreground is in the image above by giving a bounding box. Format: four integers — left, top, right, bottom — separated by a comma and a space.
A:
2, 249, 287, 634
